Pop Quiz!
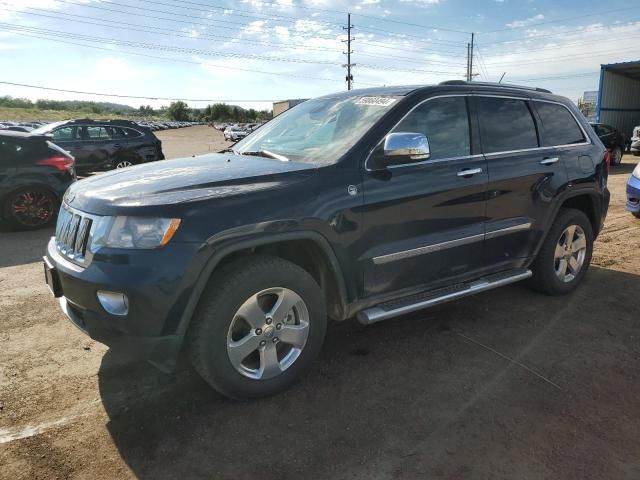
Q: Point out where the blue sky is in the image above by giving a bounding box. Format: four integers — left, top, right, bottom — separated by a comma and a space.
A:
1, 0, 639, 111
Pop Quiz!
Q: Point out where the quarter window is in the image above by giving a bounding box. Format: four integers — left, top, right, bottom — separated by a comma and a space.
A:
392, 96, 470, 160
535, 102, 585, 146
477, 97, 538, 153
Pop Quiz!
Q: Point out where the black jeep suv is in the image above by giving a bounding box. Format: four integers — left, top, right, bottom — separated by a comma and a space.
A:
32, 119, 164, 175
44, 82, 609, 399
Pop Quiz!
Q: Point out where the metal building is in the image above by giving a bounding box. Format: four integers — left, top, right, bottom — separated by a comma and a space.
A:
272, 99, 307, 117
596, 61, 640, 139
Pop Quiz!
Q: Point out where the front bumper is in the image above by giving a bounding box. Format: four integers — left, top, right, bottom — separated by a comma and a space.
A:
46, 237, 200, 370
626, 175, 640, 213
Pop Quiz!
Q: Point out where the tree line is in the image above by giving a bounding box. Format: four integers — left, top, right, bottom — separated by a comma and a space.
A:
167, 101, 272, 123
0, 96, 273, 123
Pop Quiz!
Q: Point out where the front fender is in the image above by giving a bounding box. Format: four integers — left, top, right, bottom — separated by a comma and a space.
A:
171, 227, 349, 340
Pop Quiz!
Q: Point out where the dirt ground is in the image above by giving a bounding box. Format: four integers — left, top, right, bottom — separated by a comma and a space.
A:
1, 128, 639, 479
156, 125, 231, 159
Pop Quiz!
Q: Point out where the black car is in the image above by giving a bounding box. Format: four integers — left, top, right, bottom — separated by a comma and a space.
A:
1, 131, 75, 230
44, 81, 609, 399
590, 123, 626, 166
31, 119, 164, 174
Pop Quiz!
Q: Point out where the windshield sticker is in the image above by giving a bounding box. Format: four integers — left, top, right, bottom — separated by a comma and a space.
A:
354, 96, 396, 107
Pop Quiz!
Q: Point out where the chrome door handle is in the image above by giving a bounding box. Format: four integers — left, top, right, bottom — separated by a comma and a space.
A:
540, 157, 559, 165
457, 168, 483, 177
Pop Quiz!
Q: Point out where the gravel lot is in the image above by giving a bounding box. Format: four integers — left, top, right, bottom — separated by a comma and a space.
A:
1, 126, 639, 479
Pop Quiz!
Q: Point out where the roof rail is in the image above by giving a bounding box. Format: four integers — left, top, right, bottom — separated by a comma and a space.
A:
438, 80, 552, 94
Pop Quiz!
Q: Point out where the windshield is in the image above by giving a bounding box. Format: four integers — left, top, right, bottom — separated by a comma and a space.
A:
233, 95, 400, 164
31, 121, 64, 135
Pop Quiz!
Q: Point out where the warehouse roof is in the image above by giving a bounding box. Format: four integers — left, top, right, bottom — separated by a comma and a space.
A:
601, 60, 640, 81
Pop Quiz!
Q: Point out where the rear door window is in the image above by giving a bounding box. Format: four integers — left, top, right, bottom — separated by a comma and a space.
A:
84, 126, 112, 140
392, 96, 471, 160
535, 102, 586, 146
477, 97, 538, 153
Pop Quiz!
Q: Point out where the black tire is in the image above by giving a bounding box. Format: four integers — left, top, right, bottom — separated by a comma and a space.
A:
113, 156, 137, 169
187, 255, 327, 400
528, 208, 593, 295
611, 146, 623, 166
2, 186, 58, 231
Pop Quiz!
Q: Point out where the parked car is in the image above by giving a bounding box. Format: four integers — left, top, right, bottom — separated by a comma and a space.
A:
1, 125, 33, 133
630, 125, 640, 156
590, 123, 626, 165
626, 163, 640, 218
31, 119, 164, 174
44, 81, 609, 399
223, 125, 249, 141
1, 131, 75, 230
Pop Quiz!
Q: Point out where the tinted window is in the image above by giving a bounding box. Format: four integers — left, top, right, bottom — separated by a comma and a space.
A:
477, 97, 538, 153
393, 96, 470, 159
84, 126, 111, 140
0, 139, 22, 164
536, 102, 585, 146
123, 128, 142, 138
52, 127, 77, 141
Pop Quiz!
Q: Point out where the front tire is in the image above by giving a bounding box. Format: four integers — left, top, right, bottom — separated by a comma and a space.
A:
188, 255, 327, 400
528, 208, 593, 295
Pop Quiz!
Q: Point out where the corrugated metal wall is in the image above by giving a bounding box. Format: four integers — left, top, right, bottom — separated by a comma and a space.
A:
599, 69, 640, 138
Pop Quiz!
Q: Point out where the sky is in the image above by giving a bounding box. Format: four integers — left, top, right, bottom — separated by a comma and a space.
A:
0, 0, 639, 111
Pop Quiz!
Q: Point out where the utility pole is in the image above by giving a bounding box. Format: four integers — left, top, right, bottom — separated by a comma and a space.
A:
342, 13, 354, 90
466, 43, 470, 81
469, 32, 475, 82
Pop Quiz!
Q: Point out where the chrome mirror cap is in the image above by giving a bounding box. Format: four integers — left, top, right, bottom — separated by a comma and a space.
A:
383, 132, 431, 160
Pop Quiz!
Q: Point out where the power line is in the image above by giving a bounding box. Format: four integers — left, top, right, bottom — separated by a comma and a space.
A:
0, 6, 339, 54
0, 80, 278, 102
5, 23, 463, 77
480, 20, 640, 45
12, 31, 381, 85
482, 6, 638, 33
1, 23, 340, 66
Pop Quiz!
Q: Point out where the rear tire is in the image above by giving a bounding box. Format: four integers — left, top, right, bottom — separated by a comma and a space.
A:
2, 186, 58, 231
528, 208, 593, 295
188, 255, 327, 400
612, 146, 623, 166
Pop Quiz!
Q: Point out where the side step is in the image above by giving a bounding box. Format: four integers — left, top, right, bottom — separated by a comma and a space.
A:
357, 269, 532, 325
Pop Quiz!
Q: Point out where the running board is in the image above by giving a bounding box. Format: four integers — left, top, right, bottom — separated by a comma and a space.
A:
357, 269, 532, 325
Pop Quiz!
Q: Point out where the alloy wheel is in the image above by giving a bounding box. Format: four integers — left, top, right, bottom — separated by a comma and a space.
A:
614, 147, 622, 165
554, 224, 587, 283
115, 160, 133, 169
11, 190, 55, 227
226, 287, 310, 380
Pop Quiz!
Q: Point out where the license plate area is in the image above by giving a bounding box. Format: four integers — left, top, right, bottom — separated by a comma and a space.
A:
43, 256, 63, 298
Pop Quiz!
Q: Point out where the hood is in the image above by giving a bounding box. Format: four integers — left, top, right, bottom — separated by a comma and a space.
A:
64, 153, 316, 213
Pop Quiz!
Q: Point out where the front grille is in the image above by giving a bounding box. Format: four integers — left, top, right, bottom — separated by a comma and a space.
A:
55, 206, 94, 263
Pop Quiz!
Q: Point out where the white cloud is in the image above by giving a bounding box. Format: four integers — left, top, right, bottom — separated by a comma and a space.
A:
506, 14, 544, 28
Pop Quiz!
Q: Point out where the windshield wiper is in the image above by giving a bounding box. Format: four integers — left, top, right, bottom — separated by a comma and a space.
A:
240, 150, 289, 162
220, 148, 240, 154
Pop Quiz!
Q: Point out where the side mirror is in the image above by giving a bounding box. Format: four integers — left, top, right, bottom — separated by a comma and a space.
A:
368, 132, 430, 170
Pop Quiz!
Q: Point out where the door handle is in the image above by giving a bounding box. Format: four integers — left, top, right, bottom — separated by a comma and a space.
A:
113, 144, 122, 149
457, 167, 483, 177
540, 157, 559, 165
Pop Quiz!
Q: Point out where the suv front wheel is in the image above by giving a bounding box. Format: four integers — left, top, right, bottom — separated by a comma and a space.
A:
528, 208, 594, 295
188, 255, 327, 399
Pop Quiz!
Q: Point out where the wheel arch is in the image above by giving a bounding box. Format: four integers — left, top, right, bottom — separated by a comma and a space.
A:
174, 231, 350, 339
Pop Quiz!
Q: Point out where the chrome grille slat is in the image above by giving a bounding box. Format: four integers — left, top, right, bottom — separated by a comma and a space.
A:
54, 206, 96, 265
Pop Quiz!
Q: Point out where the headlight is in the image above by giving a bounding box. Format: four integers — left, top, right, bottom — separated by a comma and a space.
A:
90, 216, 181, 251
633, 163, 640, 180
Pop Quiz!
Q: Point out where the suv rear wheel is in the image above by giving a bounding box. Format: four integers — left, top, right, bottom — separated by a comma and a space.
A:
188, 255, 327, 399
528, 208, 593, 295
612, 146, 623, 166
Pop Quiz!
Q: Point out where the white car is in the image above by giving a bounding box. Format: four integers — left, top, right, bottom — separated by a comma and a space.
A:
631, 125, 640, 156
224, 126, 249, 142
